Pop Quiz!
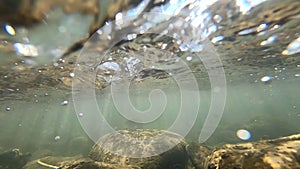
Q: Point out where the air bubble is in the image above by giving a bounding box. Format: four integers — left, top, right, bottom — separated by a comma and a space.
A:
213, 14, 222, 23
282, 37, 300, 56
161, 43, 168, 49
69, 72, 75, 78
126, 33, 137, 40
211, 36, 224, 43
260, 76, 272, 83
238, 27, 257, 35
5, 24, 16, 36
238, 23, 268, 36
271, 25, 280, 30
58, 59, 65, 63
256, 23, 268, 32
61, 100, 68, 105
7, 88, 14, 92
236, 129, 251, 140
260, 35, 277, 46
54, 136, 60, 141
186, 56, 193, 61
97, 62, 120, 72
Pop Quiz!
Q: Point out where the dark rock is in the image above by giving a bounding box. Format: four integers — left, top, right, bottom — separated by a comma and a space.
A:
204, 133, 300, 169
0, 149, 31, 169
188, 143, 211, 169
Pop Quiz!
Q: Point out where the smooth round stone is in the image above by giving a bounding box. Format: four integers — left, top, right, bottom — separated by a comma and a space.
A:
89, 129, 189, 169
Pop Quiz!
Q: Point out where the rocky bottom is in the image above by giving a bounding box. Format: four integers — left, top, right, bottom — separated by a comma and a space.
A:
1, 129, 300, 169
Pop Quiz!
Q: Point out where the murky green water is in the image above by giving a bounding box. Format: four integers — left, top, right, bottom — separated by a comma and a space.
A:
0, 78, 299, 158
97, 78, 300, 144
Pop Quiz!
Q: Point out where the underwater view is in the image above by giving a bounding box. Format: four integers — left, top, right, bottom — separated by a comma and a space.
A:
0, 0, 300, 168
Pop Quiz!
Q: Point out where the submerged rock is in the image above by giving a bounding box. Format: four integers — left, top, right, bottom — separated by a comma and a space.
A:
24, 156, 138, 169
188, 143, 212, 169
24, 129, 191, 169
61, 160, 137, 169
89, 129, 190, 169
0, 0, 98, 26
204, 133, 300, 169
23, 156, 82, 169
23, 132, 300, 169
0, 148, 31, 169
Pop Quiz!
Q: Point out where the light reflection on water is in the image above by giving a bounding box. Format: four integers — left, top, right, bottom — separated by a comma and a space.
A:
0, 0, 299, 166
